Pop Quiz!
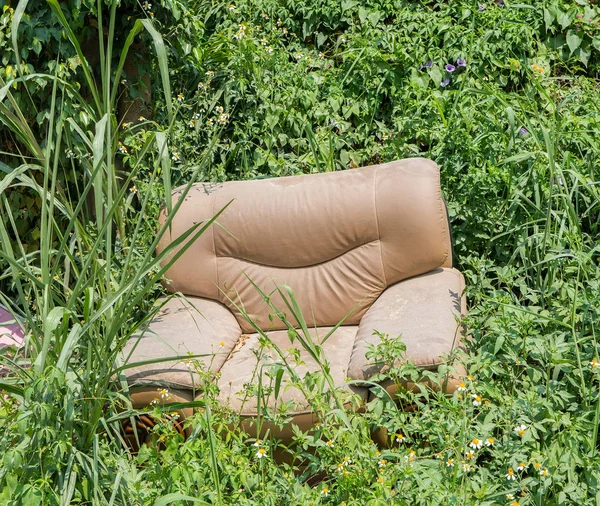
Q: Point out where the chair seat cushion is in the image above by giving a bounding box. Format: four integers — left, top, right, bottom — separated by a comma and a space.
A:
347, 268, 466, 383
121, 296, 241, 389
216, 326, 367, 417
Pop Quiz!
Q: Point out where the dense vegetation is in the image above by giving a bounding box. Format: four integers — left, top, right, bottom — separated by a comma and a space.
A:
0, 0, 599, 504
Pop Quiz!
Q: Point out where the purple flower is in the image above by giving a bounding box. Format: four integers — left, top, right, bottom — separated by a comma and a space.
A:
419, 60, 433, 71
479, 4, 486, 10
445, 64, 456, 72
519, 127, 528, 135
457, 58, 467, 67
440, 77, 450, 87
497, 0, 504, 6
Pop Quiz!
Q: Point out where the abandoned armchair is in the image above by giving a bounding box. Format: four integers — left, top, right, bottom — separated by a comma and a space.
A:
120, 158, 467, 445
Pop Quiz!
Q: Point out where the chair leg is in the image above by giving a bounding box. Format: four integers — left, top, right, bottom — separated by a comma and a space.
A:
122, 387, 194, 450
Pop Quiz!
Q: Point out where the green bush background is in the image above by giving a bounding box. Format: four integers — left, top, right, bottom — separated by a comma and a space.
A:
1, 0, 599, 504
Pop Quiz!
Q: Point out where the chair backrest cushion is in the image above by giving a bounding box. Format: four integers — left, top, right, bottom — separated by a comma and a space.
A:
157, 158, 452, 332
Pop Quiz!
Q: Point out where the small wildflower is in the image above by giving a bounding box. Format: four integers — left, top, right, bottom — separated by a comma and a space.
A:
497, 0, 505, 6
138, 116, 146, 122
457, 381, 467, 391
343, 457, 352, 465
150, 397, 159, 406
396, 433, 406, 443
540, 468, 549, 477
457, 58, 466, 67
472, 394, 482, 406
215, 106, 224, 114
171, 152, 180, 162
377, 476, 384, 483
120, 78, 127, 84
129, 185, 138, 193
463, 463, 472, 473
441, 77, 450, 87
277, 18, 282, 26
465, 450, 475, 459
206, 70, 215, 77
533, 462, 542, 471
266, 46, 273, 54
321, 487, 329, 497
485, 437, 495, 447
142, 1, 151, 11
446, 459, 454, 467
207, 118, 214, 126
188, 120, 195, 128
253, 440, 262, 447
228, 3, 235, 10
198, 82, 205, 89
233, 30, 244, 40
405, 450, 416, 463
514, 424, 527, 436
65, 149, 74, 159
158, 388, 169, 400
510, 502, 519, 506
218, 113, 230, 124
478, 4, 485, 10
590, 359, 599, 369
506, 467, 516, 481
435, 452, 443, 459
445, 63, 456, 72
185, 359, 192, 369
470, 438, 482, 450
327, 440, 334, 447
256, 448, 267, 459
177, 93, 184, 102
118, 143, 128, 154
517, 462, 528, 471
283, 28, 288, 35
149, 11, 154, 17
263, 13, 269, 20
507, 494, 515, 500
519, 127, 528, 135
319, 52, 325, 58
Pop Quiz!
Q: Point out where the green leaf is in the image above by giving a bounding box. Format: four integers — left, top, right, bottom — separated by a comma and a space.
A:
56, 323, 82, 372
566, 30, 582, 54
358, 6, 368, 25
141, 19, 172, 123
153, 494, 210, 506
557, 11, 571, 30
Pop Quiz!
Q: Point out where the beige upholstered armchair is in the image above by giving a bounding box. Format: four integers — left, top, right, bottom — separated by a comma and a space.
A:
121, 158, 466, 441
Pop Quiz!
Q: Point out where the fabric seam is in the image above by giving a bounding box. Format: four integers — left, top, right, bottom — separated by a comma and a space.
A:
373, 165, 387, 287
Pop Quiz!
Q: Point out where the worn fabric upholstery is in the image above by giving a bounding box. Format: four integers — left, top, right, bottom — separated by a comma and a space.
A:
157, 158, 451, 333
125, 158, 467, 434
123, 296, 241, 389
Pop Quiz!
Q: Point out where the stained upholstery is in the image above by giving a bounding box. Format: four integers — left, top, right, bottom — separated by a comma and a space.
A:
348, 267, 466, 381
125, 158, 467, 437
217, 326, 366, 416
157, 158, 451, 333
123, 296, 241, 389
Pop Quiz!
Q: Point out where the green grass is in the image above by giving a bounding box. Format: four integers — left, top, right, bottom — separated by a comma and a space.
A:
1, 0, 600, 504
